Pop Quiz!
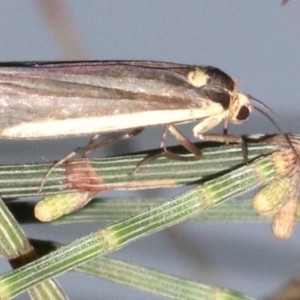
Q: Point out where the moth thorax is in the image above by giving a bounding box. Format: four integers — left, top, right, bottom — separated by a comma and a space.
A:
229, 93, 252, 124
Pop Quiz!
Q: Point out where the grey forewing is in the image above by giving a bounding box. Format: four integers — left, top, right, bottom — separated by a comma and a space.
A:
0, 61, 232, 128
200, 66, 235, 93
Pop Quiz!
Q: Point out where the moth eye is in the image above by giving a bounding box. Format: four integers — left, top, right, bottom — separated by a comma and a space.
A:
236, 106, 250, 121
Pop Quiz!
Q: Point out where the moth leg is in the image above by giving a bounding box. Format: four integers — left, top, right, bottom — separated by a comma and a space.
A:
193, 115, 248, 163
131, 125, 202, 175
197, 133, 242, 144
81, 133, 100, 158
197, 134, 248, 163
129, 152, 167, 175
39, 127, 145, 193
159, 127, 169, 152
74, 127, 145, 156
166, 124, 202, 158
158, 125, 202, 157
193, 114, 224, 137
223, 118, 228, 135
38, 150, 79, 193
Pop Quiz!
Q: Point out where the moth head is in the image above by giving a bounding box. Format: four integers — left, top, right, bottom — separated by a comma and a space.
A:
229, 93, 252, 124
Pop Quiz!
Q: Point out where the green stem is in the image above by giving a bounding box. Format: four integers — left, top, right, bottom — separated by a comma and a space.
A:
0, 138, 278, 198
0, 148, 287, 299
0, 197, 66, 300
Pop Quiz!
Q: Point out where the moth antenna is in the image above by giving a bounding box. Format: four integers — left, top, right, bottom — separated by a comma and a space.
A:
252, 105, 285, 134
247, 94, 299, 161
248, 94, 288, 133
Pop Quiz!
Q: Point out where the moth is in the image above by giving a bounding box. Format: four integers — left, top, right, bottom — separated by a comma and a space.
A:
1, 60, 285, 191
0, 60, 251, 146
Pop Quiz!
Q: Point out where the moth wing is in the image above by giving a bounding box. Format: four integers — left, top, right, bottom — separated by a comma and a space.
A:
0, 61, 225, 138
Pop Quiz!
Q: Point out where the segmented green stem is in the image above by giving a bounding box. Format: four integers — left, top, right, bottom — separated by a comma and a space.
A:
0, 198, 66, 299
0, 150, 286, 299
0, 140, 276, 198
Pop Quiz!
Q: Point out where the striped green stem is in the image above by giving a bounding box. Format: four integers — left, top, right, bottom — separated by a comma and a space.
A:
47, 197, 269, 224
0, 137, 280, 198
76, 256, 254, 300
0, 198, 67, 299
0, 145, 293, 299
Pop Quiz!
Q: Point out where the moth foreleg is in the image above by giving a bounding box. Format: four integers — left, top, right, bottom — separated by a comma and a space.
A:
39, 127, 145, 193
